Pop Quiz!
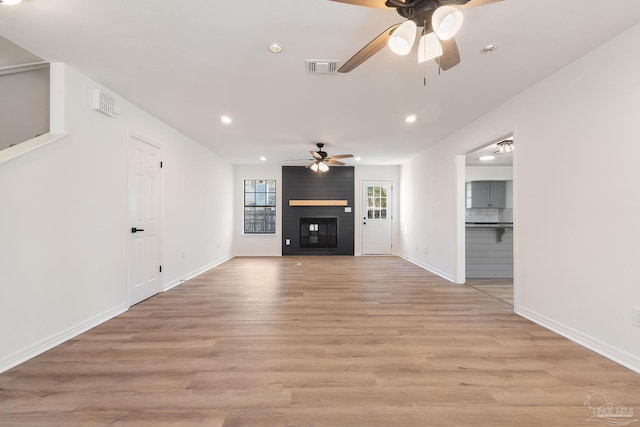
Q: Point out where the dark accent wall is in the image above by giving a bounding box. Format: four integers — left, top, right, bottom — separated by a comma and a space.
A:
282, 166, 354, 255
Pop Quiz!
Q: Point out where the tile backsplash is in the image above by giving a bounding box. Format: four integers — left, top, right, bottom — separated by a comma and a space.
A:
466, 208, 513, 223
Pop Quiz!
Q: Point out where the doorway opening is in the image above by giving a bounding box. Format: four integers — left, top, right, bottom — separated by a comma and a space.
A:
456, 134, 516, 307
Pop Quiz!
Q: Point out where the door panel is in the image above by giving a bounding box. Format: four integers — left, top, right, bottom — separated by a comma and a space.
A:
362, 180, 392, 255
128, 136, 162, 306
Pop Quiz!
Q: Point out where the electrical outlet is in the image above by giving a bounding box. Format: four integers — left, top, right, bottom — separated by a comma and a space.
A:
633, 307, 640, 328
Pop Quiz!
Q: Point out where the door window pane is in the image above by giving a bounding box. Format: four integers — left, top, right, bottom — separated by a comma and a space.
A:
366, 185, 389, 221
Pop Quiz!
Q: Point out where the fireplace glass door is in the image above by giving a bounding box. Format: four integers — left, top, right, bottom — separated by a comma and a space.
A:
299, 218, 338, 248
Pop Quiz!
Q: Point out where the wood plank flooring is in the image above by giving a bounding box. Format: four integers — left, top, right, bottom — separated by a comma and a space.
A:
1, 256, 639, 426
466, 278, 514, 306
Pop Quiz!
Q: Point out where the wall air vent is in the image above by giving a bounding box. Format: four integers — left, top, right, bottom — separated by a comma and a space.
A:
305, 60, 340, 74
91, 89, 120, 117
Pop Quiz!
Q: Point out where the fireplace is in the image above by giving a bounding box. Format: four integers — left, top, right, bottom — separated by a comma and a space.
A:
282, 166, 354, 256
300, 217, 337, 248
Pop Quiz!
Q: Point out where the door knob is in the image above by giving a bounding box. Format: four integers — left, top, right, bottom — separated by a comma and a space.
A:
131, 227, 145, 233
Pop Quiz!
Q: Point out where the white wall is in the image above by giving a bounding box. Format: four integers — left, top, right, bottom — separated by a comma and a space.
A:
400, 23, 640, 371
354, 165, 401, 256
0, 68, 49, 150
0, 64, 233, 372
465, 166, 513, 181
233, 164, 283, 256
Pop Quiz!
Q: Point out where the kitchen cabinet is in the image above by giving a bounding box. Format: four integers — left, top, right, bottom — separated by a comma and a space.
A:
467, 181, 506, 208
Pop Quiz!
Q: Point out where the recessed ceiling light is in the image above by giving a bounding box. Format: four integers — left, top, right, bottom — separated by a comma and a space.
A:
405, 114, 417, 123
355, 157, 361, 162
480, 155, 495, 161
260, 156, 266, 161
482, 44, 498, 54
0, 0, 23, 4
220, 115, 232, 124
268, 43, 282, 54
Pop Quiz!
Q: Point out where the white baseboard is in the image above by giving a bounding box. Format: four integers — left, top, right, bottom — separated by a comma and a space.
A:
517, 306, 640, 374
0, 304, 127, 374
163, 255, 233, 291
402, 256, 456, 283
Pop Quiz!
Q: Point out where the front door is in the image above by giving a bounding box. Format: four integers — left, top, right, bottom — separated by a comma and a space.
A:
128, 136, 162, 305
362, 180, 392, 255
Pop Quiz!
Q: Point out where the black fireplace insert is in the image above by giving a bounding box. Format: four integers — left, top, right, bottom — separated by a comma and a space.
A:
299, 217, 338, 248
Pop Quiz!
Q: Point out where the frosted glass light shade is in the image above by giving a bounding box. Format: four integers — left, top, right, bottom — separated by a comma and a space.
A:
418, 32, 443, 63
310, 163, 319, 172
388, 20, 417, 55
432, 6, 463, 40
318, 162, 329, 172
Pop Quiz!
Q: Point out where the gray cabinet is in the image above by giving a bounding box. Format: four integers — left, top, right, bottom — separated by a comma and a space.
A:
467, 181, 506, 208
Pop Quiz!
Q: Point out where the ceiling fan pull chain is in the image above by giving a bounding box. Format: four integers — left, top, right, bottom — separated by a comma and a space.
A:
423, 61, 427, 86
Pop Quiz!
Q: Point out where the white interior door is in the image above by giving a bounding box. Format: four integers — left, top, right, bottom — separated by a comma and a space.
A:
128, 136, 162, 306
362, 180, 392, 255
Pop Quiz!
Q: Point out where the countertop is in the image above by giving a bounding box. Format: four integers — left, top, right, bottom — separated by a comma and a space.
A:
465, 222, 513, 228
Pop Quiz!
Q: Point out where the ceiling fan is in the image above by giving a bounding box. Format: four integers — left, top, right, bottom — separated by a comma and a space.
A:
303, 143, 354, 172
330, 0, 504, 73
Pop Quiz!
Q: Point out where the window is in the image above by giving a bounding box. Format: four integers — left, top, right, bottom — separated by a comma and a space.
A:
244, 179, 276, 234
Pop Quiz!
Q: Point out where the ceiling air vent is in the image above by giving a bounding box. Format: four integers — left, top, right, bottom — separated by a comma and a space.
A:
305, 60, 340, 74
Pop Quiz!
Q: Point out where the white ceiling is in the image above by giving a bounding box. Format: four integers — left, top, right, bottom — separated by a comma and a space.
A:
465, 137, 512, 166
1, 0, 640, 166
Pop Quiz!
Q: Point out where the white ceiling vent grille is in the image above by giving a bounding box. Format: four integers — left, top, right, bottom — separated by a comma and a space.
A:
305, 60, 340, 74
91, 89, 120, 117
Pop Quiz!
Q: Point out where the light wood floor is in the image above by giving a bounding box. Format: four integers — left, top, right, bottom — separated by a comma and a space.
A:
1, 256, 639, 426
466, 278, 514, 307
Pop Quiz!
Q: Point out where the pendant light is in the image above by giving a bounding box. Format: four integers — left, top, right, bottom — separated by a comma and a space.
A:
418, 31, 443, 63
432, 6, 464, 41
388, 20, 417, 55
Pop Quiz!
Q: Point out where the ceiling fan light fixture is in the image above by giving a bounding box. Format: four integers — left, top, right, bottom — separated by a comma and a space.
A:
318, 161, 329, 172
432, 6, 464, 41
310, 162, 319, 172
418, 32, 443, 63
388, 20, 417, 56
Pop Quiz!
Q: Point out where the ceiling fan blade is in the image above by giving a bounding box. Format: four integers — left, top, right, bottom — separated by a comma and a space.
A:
329, 0, 390, 9
328, 154, 354, 159
456, 0, 504, 9
338, 23, 401, 73
310, 151, 323, 160
327, 159, 346, 166
435, 37, 460, 71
